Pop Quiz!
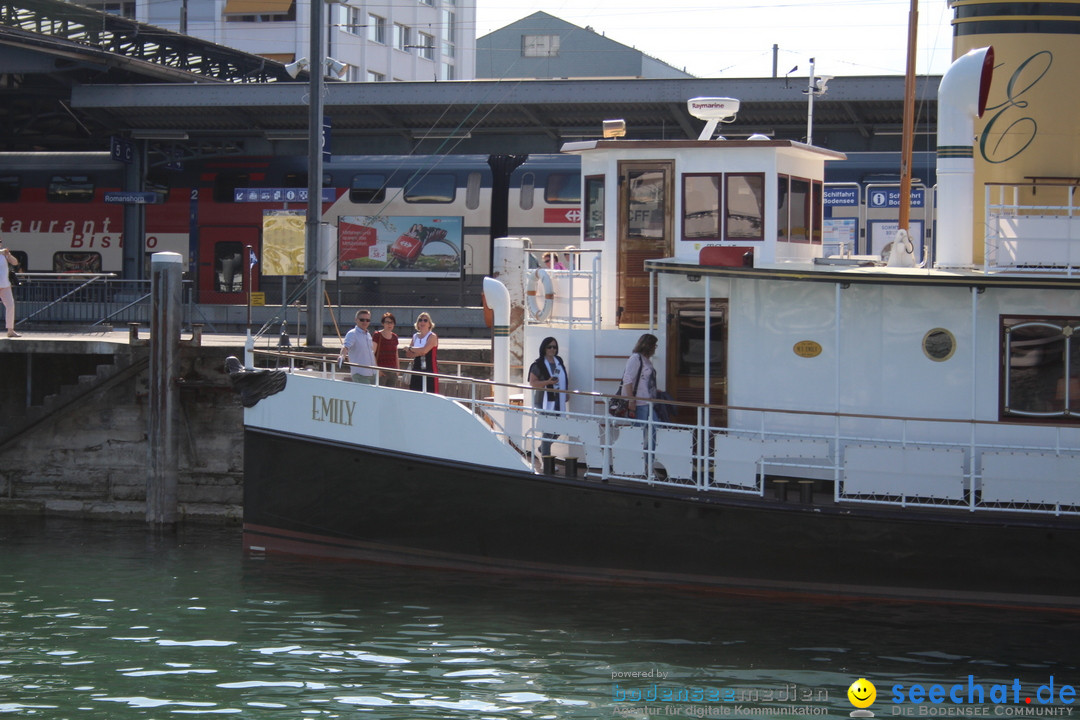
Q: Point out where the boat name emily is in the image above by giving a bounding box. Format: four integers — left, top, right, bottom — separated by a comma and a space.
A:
312, 395, 356, 426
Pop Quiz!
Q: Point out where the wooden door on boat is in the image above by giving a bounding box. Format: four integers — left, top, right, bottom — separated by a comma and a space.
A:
617, 161, 673, 326
666, 299, 727, 426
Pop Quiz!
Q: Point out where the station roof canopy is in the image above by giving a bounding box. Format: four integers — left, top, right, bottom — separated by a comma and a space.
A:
1, 0, 942, 155
65, 75, 941, 157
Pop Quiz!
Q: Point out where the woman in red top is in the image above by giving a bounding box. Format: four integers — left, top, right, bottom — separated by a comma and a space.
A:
372, 312, 401, 386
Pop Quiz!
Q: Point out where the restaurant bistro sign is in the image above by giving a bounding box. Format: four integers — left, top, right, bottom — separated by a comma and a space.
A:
793, 340, 822, 358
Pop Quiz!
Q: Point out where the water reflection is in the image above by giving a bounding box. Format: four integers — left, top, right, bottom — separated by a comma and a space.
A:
1, 517, 1078, 718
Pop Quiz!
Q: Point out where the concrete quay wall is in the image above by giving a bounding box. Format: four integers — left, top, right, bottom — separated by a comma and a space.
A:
0, 335, 247, 524
0, 330, 492, 524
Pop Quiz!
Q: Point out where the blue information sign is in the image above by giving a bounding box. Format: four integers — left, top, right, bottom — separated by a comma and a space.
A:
109, 136, 135, 164
824, 187, 859, 206
867, 187, 925, 209
233, 188, 336, 203
104, 191, 163, 204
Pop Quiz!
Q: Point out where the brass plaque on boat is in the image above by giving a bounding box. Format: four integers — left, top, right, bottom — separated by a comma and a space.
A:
793, 341, 822, 358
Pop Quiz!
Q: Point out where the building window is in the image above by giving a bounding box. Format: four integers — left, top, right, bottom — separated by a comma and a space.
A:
522, 34, 560, 57
725, 173, 764, 240
347, 7, 363, 34
417, 32, 435, 60
368, 14, 386, 44
222, 0, 295, 22
440, 63, 455, 81
1002, 317, 1080, 421
395, 23, 410, 51
367, 71, 385, 82
419, 0, 434, 6
441, 9, 455, 58
347, 66, 363, 82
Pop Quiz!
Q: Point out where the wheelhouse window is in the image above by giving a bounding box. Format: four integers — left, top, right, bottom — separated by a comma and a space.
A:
1002, 317, 1080, 420
584, 175, 604, 242
404, 174, 455, 203
682, 174, 720, 240
726, 173, 764, 240
48, 176, 94, 203
626, 168, 666, 239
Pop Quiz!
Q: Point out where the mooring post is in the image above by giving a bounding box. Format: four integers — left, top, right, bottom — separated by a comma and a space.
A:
147, 252, 182, 526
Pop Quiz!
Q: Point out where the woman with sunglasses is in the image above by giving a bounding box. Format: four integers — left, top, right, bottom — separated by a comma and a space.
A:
528, 336, 568, 459
405, 312, 439, 393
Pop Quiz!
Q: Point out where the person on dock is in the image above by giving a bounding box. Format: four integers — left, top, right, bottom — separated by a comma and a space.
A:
0, 239, 20, 338
406, 312, 439, 393
339, 310, 376, 384
528, 336, 568, 458
373, 312, 401, 387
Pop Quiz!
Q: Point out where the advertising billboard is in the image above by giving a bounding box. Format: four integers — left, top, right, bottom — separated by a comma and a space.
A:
338, 215, 463, 278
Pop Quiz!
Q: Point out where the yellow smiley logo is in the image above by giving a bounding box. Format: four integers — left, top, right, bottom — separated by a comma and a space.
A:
848, 678, 877, 709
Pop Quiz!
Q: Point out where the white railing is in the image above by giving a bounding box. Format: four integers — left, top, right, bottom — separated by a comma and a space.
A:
985, 181, 1080, 273
253, 347, 1080, 518
525, 248, 603, 328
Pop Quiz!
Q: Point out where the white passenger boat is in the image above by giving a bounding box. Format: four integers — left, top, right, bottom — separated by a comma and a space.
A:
236, 6, 1080, 607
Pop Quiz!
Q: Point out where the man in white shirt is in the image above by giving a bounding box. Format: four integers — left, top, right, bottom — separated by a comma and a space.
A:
340, 310, 377, 384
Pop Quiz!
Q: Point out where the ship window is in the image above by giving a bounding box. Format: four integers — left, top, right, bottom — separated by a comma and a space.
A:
776, 175, 790, 241
626, 168, 666, 239
1002, 317, 1080, 420
48, 176, 94, 203
789, 177, 810, 242
923, 328, 956, 362
584, 175, 604, 242
404, 173, 454, 203
726, 173, 764, 240
350, 174, 386, 203
544, 173, 579, 204
683, 174, 720, 240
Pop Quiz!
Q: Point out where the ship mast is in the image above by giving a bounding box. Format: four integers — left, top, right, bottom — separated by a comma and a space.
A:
897, 0, 918, 234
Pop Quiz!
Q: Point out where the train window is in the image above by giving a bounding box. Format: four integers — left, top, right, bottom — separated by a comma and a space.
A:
53, 252, 102, 272
47, 176, 94, 203
465, 171, 481, 210
214, 242, 245, 293
683, 174, 721, 240
214, 172, 250, 203
544, 173, 580, 204
0, 176, 19, 202
146, 170, 170, 202
726, 173, 764, 240
350, 174, 387, 203
284, 172, 307, 188
404, 174, 454, 203
518, 172, 535, 210
8, 250, 27, 271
